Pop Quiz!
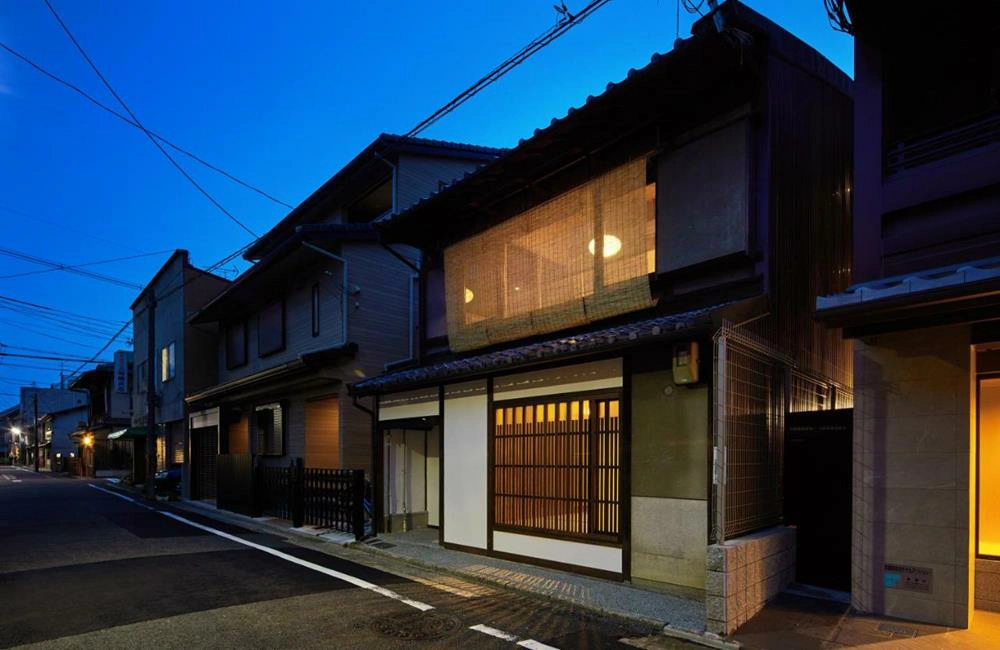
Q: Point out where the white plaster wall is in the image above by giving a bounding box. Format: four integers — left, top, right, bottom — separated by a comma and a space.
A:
427, 428, 440, 526
443, 381, 488, 549
189, 408, 219, 429
494, 358, 622, 401
492, 531, 622, 574
379, 388, 440, 421
631, 496, 707, 589
385, 430, 426, 516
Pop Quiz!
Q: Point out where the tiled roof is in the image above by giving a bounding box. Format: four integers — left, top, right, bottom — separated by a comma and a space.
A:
816, 256, 1000, 311
351, 304, 725, 395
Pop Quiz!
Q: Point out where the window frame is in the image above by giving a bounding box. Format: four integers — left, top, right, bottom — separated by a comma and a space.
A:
160, 341, 176, 384
490, 388, 623, 546
311, 284, 321, 338
257, 300, 286, 358
225, 321, 248, 370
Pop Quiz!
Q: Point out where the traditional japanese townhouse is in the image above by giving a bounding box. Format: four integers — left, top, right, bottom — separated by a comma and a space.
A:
68, 359, 132, 477
353, 2, 853, 634
815, 0, 1000, 631
19, 386, 88, 471
130, 250, 231, 492
37, 402, 88, 470
185, 135, 502, 502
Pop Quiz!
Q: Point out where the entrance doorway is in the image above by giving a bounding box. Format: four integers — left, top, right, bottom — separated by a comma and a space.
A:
191, 425, 218, 500
382, 423, 440, 532
784, 409, 853, 592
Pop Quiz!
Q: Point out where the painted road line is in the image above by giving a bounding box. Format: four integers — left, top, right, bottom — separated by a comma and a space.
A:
86, 482, 434, 611
157, 510, 434, 612
470, 624, 519, 642
88, 484, 155, 510
517, 640, 561, 650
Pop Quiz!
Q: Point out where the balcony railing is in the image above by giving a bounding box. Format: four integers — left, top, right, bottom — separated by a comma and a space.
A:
886, 112, 1000, 174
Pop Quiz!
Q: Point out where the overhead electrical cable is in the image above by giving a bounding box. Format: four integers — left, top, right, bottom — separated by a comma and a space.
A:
0, 248, 142, 289
403, 0, 612, 138
0, 351, 113, 363
0, 248, 173, 280
43, 0, 260, 238
0, 44, 293, 210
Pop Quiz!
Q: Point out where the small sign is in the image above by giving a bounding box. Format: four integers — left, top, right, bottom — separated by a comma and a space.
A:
884, 564, 932, 593
114, 350, 131, 394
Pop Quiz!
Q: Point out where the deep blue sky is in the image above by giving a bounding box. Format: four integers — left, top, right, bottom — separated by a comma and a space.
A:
0, 1, 852, 402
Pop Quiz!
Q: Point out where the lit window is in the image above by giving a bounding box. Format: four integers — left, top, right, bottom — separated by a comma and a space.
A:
445, 159, 655, 351
160, 342, 175, 383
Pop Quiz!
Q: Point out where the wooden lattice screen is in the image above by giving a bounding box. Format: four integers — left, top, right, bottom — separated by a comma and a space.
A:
444, 159, 655, 351
493, 396, 621, 540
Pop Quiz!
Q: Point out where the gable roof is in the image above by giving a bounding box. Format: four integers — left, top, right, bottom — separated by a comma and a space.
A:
243, 134, 505, 261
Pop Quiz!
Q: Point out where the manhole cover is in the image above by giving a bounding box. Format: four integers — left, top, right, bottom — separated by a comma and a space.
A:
370, 611, 462, 640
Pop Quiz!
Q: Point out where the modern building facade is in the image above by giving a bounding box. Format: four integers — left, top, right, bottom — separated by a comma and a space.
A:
185, 134, 502, 502
354, 2, 853, 634
131, 250, 230, 494
816, 0, 1000, 630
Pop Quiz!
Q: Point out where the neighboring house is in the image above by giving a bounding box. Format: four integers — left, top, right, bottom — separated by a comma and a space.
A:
185, 134, 503, 502
19, 386, 88, 470
131, 250, 231, 493
0, 404, 18, 460
68, 359, 132, 477
38, 402, 88, 469
353, 2, 853, 635
816, 0, 1000, 630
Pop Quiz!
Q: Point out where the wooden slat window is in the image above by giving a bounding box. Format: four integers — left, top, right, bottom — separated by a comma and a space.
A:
493, 395, 621, 541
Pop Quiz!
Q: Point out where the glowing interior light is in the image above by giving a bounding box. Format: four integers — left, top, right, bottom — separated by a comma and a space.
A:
588, 234, 622, 258
464, 288, 475, 304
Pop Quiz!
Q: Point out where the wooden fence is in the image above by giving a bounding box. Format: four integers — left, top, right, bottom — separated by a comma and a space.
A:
214, 455, 366, 540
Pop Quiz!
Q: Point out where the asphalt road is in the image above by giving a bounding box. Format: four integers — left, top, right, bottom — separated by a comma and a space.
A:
0, 467, 694, 649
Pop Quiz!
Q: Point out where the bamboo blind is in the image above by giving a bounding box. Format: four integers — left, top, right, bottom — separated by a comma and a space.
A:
493, 397, 621, 539
445, 159, 655, 352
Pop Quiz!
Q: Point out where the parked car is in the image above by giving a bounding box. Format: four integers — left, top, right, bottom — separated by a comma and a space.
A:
154, 464, 182, 495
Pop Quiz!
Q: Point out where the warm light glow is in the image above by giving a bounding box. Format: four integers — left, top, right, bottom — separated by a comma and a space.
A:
981, 379, 1000, 556
11, 426, 21, 435
82, 433, 94, 448
464, 288, 475, 304
587, 234, 622, 258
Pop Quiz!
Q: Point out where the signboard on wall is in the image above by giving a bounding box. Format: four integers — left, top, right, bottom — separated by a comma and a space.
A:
884, 563, 933, 593
113, 350, 132, 394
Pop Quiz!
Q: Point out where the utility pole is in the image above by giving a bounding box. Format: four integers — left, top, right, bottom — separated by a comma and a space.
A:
145, 294, 157, 499
33, 391, 39, 473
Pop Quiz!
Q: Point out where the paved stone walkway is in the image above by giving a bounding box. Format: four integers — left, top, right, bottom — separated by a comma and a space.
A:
357, 529, 708, 634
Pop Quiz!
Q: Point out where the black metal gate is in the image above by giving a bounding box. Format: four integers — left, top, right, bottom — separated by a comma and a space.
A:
191, 425, 218, 500
784, 409, 853, 592
217, 453, 254, 515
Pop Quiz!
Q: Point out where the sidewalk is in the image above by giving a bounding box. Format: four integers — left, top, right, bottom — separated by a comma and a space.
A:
351, 528, 720, 646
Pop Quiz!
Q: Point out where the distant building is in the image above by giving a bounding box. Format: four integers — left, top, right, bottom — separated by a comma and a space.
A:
130, 250, 230, 491
68, 359, 132, 477
19, 386, 88, 470
0, 404, 19, 460
38, 402, 88, 470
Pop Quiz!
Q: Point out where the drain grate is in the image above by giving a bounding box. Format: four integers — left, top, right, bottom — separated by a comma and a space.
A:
370, 611, 462, 641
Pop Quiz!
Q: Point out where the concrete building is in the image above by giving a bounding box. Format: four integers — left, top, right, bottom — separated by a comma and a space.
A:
131, 250, 230, 493
185, 134, 503, 503
816, 0, 1000, 630
354, 2, 853, 634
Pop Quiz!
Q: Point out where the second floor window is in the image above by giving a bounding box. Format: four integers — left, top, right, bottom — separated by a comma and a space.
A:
258, 300, 285, 357
444, 158, 655, 351
226, 322, 247, 369
311, 284, 320, 337
160, 342, 175, 383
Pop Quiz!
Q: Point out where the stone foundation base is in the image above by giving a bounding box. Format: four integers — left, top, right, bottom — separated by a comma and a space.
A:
706, 526, 796, 634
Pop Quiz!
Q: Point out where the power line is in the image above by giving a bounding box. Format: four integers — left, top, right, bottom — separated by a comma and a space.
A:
0, 351, 114, 363
0, 44, 293, 210
0, 204, 148, 254
0, 248, 142, 289
404, 0, 612, 138
0, 248, 173, 281
0, 295, 127, 327
43, 0, 260, 238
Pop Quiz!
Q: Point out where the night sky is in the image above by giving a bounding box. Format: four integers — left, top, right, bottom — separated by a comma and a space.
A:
0, 1, 851, 404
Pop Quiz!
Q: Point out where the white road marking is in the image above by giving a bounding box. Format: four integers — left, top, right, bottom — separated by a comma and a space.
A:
517, 640, 561, 650
470, 624, 519, 641
469, 624, 561, 649
86, 483, 433, 612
